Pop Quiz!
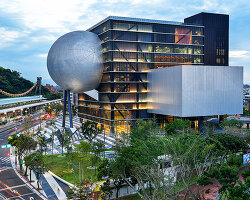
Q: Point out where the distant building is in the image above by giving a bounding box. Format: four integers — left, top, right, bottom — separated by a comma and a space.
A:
45, 84, 57, 93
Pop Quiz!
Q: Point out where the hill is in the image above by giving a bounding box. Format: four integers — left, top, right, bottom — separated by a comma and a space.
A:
0, 66, 62, 100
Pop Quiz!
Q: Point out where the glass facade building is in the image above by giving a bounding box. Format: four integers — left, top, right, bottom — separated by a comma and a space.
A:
78, 13, 228, 134
184, 12, 229, 66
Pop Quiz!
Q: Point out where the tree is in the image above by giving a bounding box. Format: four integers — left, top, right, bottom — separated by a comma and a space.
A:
91, 141, 105, 175
110, 120, 178, 200
37, 136, 51, 155
22, 116, 33, 134
56, 128, 71, 155
45, 105, 53, 115
221, 119, 243, 129
211, 133, 248, 153
53, 103, 63, 116
26, 153, 46, 190
75, 141, 91, 157
165, 119, 191, 135
24, 155, 34, 181
98, 159, 136, 200
243, 108, 250, 116
100, 179, 113, 199
110, 119, 220, 200
66, 181, 94, 200
198, 154, 250, 200
81, 121, 102, 144
163, 133, 218, 200
201, 120, 217, 136
8, 134, 37, 171
46, 118, 58, 158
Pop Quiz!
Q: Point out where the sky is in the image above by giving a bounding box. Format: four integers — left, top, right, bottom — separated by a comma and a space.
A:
0, 0, 249, 85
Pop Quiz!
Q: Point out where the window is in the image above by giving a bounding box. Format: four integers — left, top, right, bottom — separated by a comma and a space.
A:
216, 58, 221, 64
113, 23, 136, 31
113, 31, 136, 41
154, 34, 174, 43
194, 46, 203, 54
115, 84, 130, 92
194, 56, 203, 63
175, 27, 192, 44
113, 52, 137, 62
155, 45, 173, 53
192, 36, 204, 45
114, 63, 136, 71
138, 24, 153, 32
115, 74, 130, 82
216, 49, 225, 56
174, 46, 187, 54
138, 53, 152, 62
138, 33, 152, 42
115, 42, 137, 52
139, 44, 153, 52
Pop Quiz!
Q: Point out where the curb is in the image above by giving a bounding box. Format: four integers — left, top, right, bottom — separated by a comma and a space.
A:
48, 170, 77, 188
14, 168, 48, 200
9, 147, 47, 200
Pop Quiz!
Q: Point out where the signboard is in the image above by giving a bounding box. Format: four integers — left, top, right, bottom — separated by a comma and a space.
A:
1, 144, 11, 148
243, 153, 250, 165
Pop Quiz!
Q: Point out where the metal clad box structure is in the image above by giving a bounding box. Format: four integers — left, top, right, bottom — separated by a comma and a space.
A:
148, 65, 243, 117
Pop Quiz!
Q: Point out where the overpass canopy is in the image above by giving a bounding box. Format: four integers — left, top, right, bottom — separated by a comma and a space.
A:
0, 95, 45, 106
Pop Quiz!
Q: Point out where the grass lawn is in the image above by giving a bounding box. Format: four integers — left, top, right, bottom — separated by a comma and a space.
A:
43, 154, 99, 185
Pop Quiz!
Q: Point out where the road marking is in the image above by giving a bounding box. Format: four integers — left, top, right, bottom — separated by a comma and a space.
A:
0, 184, 27, 192
0, 192, 6, 200
8, 192, 38, 199
0, 167, 13, 172
0, 185, 15, 197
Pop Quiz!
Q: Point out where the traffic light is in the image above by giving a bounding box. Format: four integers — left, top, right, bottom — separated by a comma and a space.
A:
7, 153, 11, 157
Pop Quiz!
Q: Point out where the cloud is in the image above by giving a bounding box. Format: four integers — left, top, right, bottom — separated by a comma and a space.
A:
37, 54, 47, 58
0, 27, 23, 48
0, 0, 97, 32
31, 35, 58, 42
0, 0, 250, 85
230, 50, 250, 58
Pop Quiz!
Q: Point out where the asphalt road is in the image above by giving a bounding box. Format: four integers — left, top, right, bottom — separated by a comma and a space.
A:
0, 119, 45, 200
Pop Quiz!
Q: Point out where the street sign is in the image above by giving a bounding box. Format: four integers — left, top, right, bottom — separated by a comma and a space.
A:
243, 153, 250, 165
1, 144, 11, 148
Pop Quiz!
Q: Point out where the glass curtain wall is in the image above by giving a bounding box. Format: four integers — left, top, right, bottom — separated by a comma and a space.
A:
78, 17, 204, 134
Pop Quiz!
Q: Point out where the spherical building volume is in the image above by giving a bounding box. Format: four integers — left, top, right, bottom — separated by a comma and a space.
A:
47, 31, 103, 93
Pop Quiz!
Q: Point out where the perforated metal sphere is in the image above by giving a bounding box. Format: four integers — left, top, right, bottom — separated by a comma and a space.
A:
47, 31, 103, 93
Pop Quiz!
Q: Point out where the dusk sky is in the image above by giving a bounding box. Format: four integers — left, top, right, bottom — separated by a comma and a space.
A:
0, 0, 249, 85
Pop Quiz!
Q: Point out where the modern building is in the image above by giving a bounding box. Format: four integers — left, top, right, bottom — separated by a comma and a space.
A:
184, 12, 229, 66
77, 12, 239, 134
0, 95, 60, 124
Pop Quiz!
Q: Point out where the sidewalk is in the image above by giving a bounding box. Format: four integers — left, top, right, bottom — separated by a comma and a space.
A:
10, 147, 68, 200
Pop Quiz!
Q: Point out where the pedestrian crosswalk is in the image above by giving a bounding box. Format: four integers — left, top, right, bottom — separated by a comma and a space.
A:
34, 116, 116, 155
0, 156, 11, 168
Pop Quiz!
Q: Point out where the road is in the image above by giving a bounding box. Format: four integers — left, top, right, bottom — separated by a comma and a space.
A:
0, 118, 45, 200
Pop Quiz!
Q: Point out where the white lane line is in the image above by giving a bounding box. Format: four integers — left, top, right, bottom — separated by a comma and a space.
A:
0, 184, 27, 192
0, 167, 13, 172
0, 191, 7, 200
8, 192, 37, 199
